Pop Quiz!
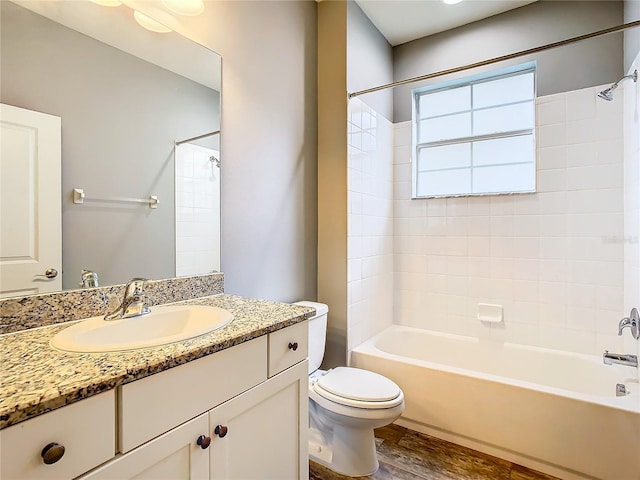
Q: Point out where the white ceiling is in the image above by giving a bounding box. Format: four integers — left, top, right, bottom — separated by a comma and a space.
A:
355, 0, 539, 46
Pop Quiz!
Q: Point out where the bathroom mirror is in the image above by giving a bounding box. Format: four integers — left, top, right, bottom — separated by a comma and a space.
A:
0, 0, 221, 293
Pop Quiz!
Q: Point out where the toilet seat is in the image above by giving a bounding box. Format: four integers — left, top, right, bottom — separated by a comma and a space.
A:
311, 367, 403, 410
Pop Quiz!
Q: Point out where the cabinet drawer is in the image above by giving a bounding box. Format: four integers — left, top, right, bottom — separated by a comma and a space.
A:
120, 336, 267, 453
268, 321, 308, 377
0, 391, 115, 480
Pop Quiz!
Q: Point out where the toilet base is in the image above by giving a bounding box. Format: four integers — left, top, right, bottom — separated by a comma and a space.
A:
309, 425, 379, 477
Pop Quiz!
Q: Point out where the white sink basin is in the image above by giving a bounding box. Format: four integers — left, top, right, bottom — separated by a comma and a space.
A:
50, 305, 233, 353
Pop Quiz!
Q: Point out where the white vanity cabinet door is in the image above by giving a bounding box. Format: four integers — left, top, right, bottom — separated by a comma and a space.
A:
0, 391, 115, 480
208, 360, 308, 480
80, 413, 209, 480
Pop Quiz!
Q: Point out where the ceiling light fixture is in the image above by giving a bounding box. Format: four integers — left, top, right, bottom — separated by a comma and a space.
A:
90, 0, 123, 6
133, 11, 172, 33
442, 0, 464, 4
161, 0, 204, 16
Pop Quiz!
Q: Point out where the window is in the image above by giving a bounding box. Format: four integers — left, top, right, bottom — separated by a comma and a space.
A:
412, 63, 536, 198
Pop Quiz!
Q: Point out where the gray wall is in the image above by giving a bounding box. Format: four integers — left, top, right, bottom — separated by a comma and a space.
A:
164, 1, 318, 302
624, 0, 640, 71
1, 2, 220, 289
393, 0, 624, 122
318, 0, 348, 368
313, 1, 393, 368
347, 1, 393, 121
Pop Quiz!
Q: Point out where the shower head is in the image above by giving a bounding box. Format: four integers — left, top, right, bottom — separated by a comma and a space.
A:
597, 86, 616, 101
597, 69, 637, 101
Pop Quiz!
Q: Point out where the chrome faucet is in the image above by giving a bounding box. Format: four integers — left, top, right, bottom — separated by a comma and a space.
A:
603, 351, 638, 368
104, 278, 151, 321
79, 269, 99, 288
618, 308, 639, 340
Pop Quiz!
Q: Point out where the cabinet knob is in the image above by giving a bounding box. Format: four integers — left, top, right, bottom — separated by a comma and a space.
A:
214, 425, 228, 438
288, 342, 298, 351
41, 442, 65, 465
197, 435, 211, 449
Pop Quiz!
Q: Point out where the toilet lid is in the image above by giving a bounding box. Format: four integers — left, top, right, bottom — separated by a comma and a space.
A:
315, 367, 401, 403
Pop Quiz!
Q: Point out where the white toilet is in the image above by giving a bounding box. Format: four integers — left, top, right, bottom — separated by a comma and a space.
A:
294, 301, 405, 477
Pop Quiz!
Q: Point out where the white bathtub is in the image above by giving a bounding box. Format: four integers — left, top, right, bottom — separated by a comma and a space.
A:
350, 326, 640, 480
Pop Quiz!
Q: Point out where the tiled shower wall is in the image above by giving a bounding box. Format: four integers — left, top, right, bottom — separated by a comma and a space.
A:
347, 98, 394, 350
175, 143, 221, 277
393, 85, 626, 355
622, 52, 640, 368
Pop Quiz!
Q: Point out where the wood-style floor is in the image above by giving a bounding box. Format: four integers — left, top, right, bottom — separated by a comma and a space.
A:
309, 424, 560, 480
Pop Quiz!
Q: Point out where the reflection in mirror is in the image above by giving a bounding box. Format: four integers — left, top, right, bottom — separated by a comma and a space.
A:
0, 0, 221, 295
175, 131, 221, 277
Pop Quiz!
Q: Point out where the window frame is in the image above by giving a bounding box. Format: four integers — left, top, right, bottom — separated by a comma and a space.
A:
411, 62, 537, 199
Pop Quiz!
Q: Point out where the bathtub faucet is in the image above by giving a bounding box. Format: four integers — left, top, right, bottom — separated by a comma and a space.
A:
603, 351, 638, 368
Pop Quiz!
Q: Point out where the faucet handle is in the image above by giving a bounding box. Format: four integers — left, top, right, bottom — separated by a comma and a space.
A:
618, 308, 639, 340
124, 277, 148, 296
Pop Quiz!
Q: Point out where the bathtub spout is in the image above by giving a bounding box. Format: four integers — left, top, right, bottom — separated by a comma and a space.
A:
603, 351, 638, 367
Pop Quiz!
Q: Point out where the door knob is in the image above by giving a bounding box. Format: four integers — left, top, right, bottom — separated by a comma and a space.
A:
214, 425, 228, 438
35, 268, 58, 279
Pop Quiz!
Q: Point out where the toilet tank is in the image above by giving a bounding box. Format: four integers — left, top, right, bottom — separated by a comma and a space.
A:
294, 301, 329, 374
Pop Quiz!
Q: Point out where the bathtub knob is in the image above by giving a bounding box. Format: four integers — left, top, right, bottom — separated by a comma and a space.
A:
288, 342, 298, 351
197, 435, 211, 449
41, 442, 65, 465
214, 425, 228, 438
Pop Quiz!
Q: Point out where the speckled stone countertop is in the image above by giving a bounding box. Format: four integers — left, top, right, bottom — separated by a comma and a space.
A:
0, 294, 314, 430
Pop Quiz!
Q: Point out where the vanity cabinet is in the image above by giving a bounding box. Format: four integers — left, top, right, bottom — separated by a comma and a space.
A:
0, 391, 115, 480
118, 336, 268, 453
64, 321, 307, 480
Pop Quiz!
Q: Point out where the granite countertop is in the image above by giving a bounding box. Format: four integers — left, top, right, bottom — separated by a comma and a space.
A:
0, 294, 314, 430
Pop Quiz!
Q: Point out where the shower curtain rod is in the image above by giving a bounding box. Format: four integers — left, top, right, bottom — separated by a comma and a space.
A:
348, 19, 640, 99
175, 130, 220, 146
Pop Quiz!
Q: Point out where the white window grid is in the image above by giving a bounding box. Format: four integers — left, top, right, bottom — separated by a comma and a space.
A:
412, 64, 537, 198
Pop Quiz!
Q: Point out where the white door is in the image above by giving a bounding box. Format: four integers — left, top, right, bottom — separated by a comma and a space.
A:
0, 103, 61, 297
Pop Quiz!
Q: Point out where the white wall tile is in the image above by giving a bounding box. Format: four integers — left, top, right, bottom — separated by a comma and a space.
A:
566, 189, 622, 214
566, 143, 598, 167
467, 256, 491, 277
490, 196, 515, 216
348, 99, 396, 350
537, 169, 566, 192
512, 258, 539, 281
512, 280, 539, 303
388, 86, 628, 356
622, 53, 640, 377
537, 123, 566, 148
537, 98, 566, 126
393, 122, 412, 147
566, 164, 623, 191
538, 146, 566, 170
565, 87, 596, 121
512, 237, 540, 259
